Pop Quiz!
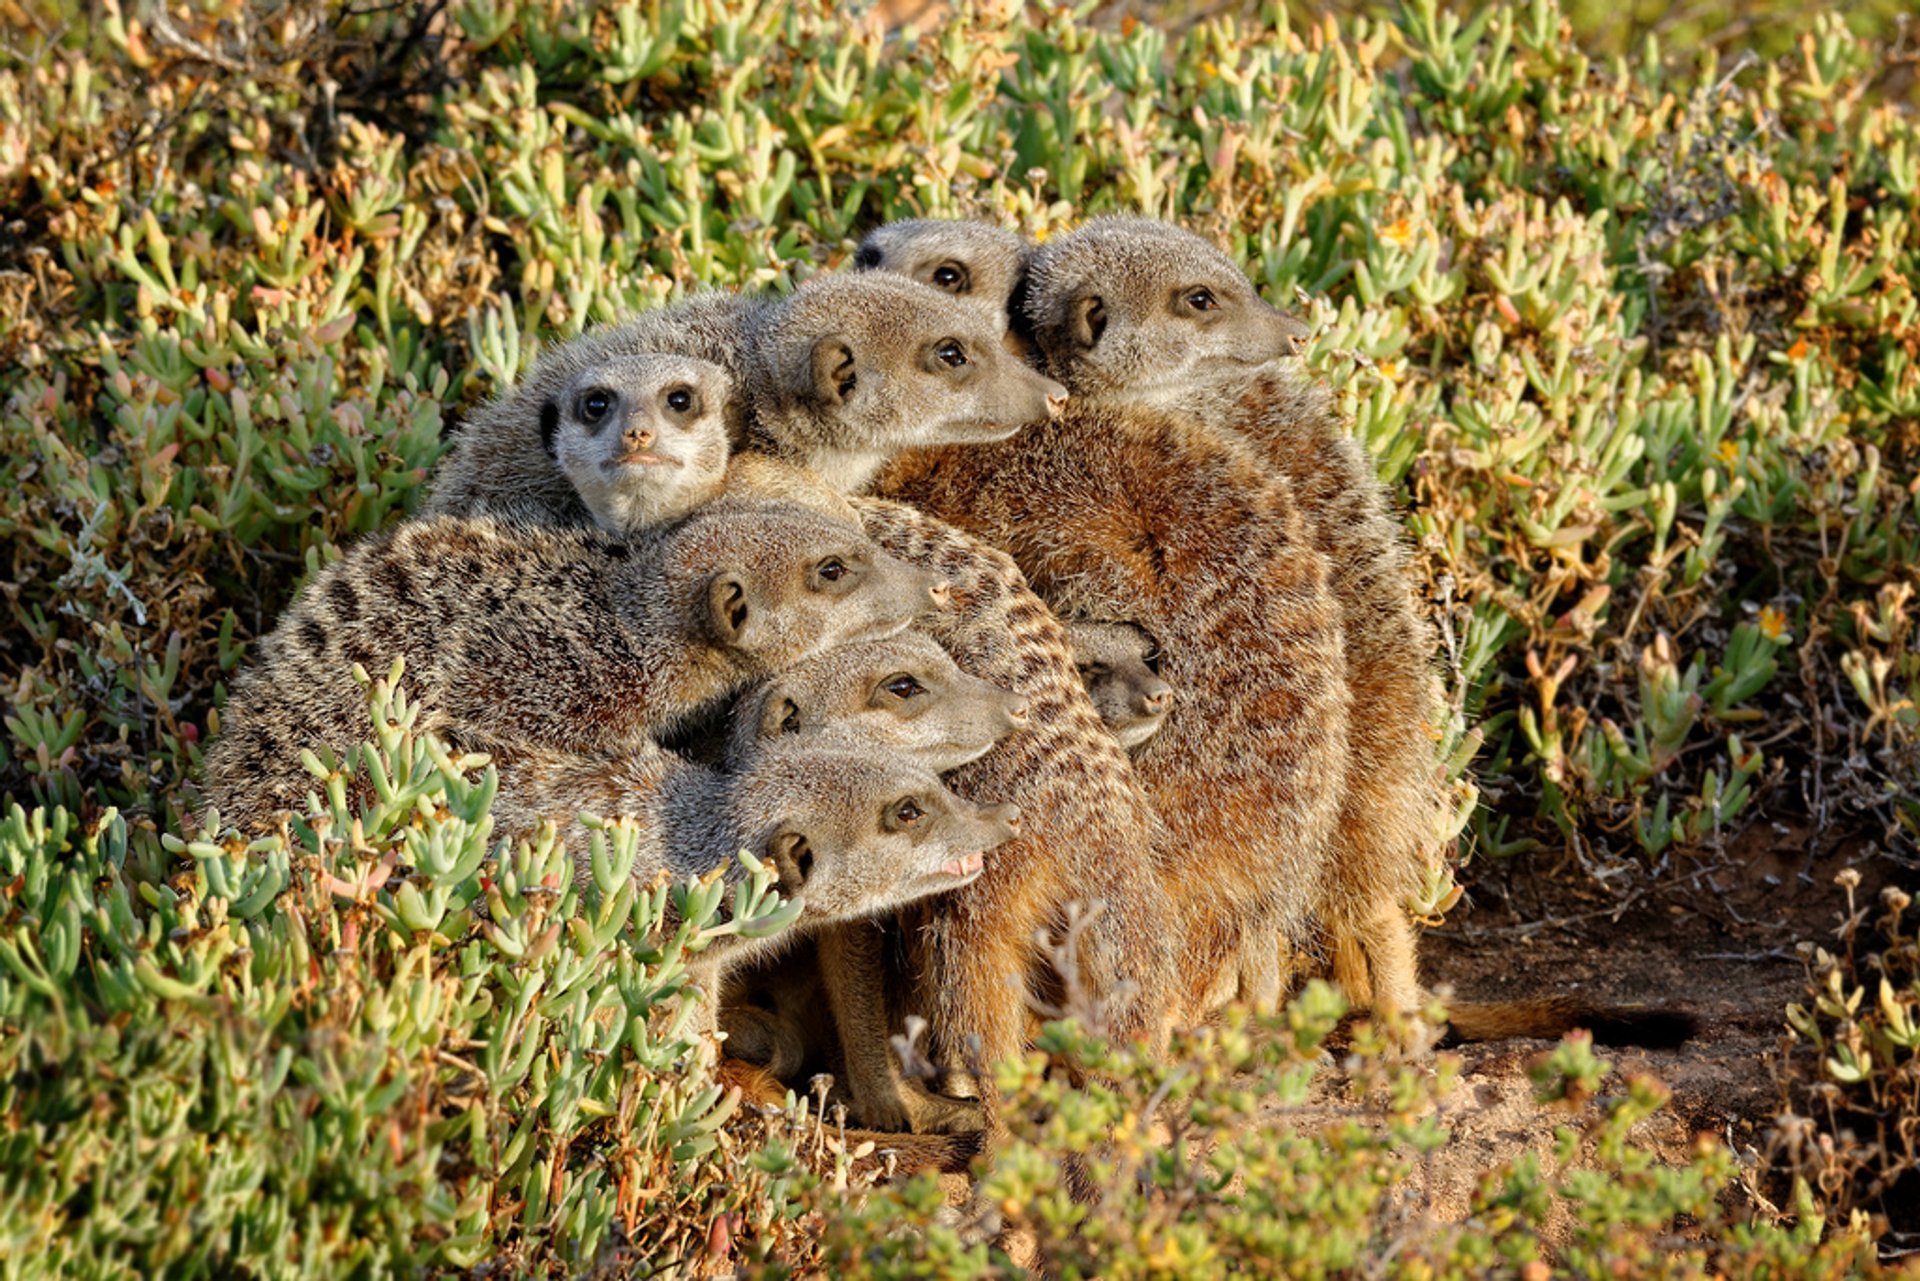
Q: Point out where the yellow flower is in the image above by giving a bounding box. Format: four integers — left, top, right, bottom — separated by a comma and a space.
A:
1758, 605, 1789, 642
1716, 440, 1739, 465
1380, 217, 1414, 247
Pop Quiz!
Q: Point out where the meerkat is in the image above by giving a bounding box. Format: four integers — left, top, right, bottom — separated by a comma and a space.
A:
879, 409, 1353, 1028
1064, 620, 1175, 752
722, 628, 1038, 1133
1004, 219, 1700, 1048
1011, 217, 1437, 1023
202, 502, 944, 830
426, 272, 1066, 520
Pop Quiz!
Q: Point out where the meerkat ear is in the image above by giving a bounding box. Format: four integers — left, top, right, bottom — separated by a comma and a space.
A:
708, 571, 764, 649
766, 828, 815, 892
539, 399, 561, 458
759, 694, 803, 739
810, 337, 858, 406
1069, 292, 1107, 351
853, 243, 883, 270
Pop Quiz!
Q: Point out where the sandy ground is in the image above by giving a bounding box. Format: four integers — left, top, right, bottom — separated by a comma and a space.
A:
912, 818, 1914, 1263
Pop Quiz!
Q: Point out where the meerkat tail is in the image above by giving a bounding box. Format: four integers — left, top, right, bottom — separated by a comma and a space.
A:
1437, 997, 1700, 1049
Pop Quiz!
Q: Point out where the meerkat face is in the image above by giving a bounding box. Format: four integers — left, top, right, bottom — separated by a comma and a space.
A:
749, 273, 1069, 492
1066, 620, 1175, 752
728, 631, 1030, 773
854, 219, 1032, 318
1022, 216, 1312, 408
542, 353, 732, 535
669, 501, 948, 673
743, 746, 1022, 923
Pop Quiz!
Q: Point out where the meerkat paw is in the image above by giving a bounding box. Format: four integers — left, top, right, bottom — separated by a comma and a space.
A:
860, 1081, 985, 1134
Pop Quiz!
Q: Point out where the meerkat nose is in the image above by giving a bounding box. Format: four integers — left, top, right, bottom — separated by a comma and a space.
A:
1006, 699, 1030, 722
625, 427, 655, 451
1142, 688, 1173, 714
1043, 382, 1070, 416
927, 578, 953, 606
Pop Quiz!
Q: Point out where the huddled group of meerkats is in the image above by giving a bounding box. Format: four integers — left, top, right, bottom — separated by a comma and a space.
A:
205, 216, 1692, 1155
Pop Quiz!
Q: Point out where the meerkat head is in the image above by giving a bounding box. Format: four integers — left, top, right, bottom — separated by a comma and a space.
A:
1021, 216, 1311, 408
726, 630, 1029, 773
735, 744, 1022, 923
1066, 620, 1175, 752
743, 272, 1069, 494
657, 499, 949, 675
540, 353, 732, 535
854, 219, 1032, 318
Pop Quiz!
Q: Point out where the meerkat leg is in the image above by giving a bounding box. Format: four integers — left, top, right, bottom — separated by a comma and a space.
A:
917, 893, 1043, 1133
818, 921, 983, 1134
1354, 905, 1421, 1025
1329, 920, 1377, 1010
1234, 922, 1295, 1015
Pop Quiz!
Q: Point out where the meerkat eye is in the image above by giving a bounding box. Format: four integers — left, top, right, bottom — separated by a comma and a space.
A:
883, 674, 927, 699
1186, 289, 1220, 313
891, 798, 925, 828
931, 262, 969, 292
578, 388, 616, 425
815, 556, 849, 582
933, 340, 968, 368
665, 385, 695, 414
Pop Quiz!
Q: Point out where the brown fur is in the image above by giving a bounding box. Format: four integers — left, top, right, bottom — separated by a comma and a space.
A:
203, 503, 941, 830
878, 410, 1351, 1023
839, 495, 1178, 1124
1020, 218, 1438, 1022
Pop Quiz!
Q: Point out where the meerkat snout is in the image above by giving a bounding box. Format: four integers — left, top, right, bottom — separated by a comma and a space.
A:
546, 352, 732, 535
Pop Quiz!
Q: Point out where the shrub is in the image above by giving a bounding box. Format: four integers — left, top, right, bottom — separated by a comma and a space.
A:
0, 672, 825, 1274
